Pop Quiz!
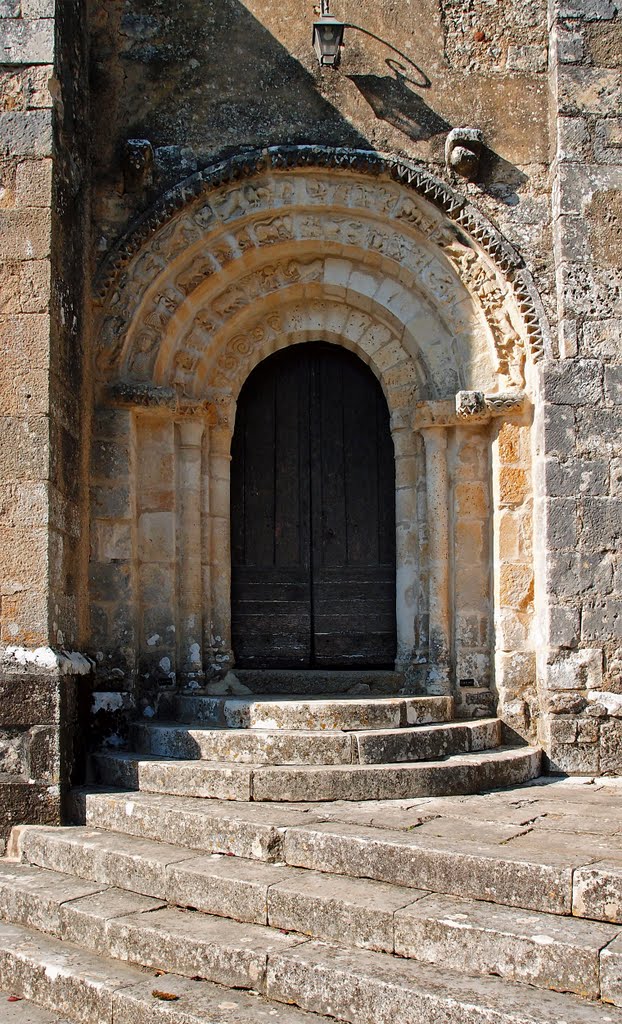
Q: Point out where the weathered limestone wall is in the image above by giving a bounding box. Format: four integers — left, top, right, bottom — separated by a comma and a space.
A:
0, 0, 91, 846
88, 0, 553, 304
535, 0, 622, 774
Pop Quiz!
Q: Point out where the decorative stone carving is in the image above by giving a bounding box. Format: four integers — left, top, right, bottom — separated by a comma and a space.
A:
455, 390, 528, 420
122, 138, 154, 191
445, 128, 484, 182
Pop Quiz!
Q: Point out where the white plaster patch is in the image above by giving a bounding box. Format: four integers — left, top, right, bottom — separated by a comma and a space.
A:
189, 642, 201, 666
147, 634, 160, 646
3, 645, 94, 675
143, 705, 155, 718
92, 692, 125, 714
159, 657, 171, 673
588, 691, 622, 717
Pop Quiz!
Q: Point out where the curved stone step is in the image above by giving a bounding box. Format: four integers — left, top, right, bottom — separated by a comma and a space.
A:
8, 838, 619, 1000
91, 746, 540, 803
173, 694, 454, 731
0, 898, 620, 1024
132, 718, 501, 766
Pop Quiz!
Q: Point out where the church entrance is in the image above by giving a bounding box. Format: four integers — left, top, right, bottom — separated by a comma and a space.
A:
231, 342, 397, 669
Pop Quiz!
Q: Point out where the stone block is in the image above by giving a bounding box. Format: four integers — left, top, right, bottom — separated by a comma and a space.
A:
558, 67, 622, 117
88, 561, 131, 603
601, 932, 622, 1007
547, 605, 580, 647
543, 404, 575, 459
269, 871, 423, 954
60, 888, 165, 951
21, 0, 55, 16
19, 825, 195, 899
555, 26, 585, 63
0, 2, 20, 15
92, 520, 131, 562
605, 365, 622, 404
0, 208, 50, 260
0, 109, 51, 156
557, 116, 591, 163
105, 905, 300, 989
546, 497, 578, 549
166, 855, 288, 926
600, 718, 622, 774
555, 0, 617, 16
582, 601, 622, 641
578, 497, 622, 549
573, 860, 622, 923
19, 259, 49, 312
498, 563, 534, 610
0, 17, 54, 63
506, 44, 547, 72
543, 359, 604, 406
547, 648, 603, 691
498, 468, 529, 508
581, 319, 622, 360
394, 892, 617, 998
0, 919, 147, 1024
14, 158, 51, 205
545, 458, 609, 496
594, 117, 622, 164
0, 862, 104, 937
90, 439, 129, 482
137, 511, 175, 563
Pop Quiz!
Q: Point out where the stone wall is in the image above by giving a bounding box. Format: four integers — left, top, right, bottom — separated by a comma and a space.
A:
536, 0, 622, 774
0, 0, 91, 847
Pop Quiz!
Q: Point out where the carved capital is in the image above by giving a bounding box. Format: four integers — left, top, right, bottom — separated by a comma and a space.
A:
413, 391, 528, 431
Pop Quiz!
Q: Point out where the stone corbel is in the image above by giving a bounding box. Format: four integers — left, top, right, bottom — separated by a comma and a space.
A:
455, 390, 528, 422
412, 392, 528, 430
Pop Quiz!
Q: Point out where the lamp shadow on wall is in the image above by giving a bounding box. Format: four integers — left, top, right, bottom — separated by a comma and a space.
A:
349, 72, 449, 143
350, 68, 529, 202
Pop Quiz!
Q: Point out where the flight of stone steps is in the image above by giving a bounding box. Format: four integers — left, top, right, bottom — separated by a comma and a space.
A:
89, 673, 542, 801
0, 785, 621, 1024
0, 677, 618, 1023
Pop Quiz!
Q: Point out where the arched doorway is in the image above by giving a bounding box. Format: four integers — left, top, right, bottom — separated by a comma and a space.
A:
231, 342, 397, 669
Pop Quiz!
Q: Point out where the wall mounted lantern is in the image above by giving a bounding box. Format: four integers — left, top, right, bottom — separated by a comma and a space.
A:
313, 0, 345, 67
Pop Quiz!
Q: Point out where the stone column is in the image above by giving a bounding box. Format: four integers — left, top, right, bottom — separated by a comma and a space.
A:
420, 425, 452, 695
207, 399, 235, 674
176, 418, 205, 681
391, 410, 419, 676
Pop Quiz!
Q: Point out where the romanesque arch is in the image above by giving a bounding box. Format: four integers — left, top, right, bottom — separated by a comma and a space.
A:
91, 146, 548, 736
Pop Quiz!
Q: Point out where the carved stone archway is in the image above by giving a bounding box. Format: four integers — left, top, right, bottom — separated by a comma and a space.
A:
91, 146, 548, 732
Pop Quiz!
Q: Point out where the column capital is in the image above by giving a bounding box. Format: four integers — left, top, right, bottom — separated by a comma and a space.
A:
177, 419, 204, 447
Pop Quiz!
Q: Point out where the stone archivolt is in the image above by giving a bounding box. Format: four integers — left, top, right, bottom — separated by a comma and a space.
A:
95, 149, 548, 408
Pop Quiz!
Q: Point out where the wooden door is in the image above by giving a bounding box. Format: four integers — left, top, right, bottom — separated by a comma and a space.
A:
231, 343, 396, 668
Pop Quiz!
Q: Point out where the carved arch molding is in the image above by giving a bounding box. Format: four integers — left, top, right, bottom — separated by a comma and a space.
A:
95, 145, 549, 404
91, 146, 546, 704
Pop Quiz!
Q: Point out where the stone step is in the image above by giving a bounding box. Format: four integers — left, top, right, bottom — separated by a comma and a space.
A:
172, 693, 454, 730
132, 718, 501, 765
0, 905, 620, 1024
0, 920, 328, 1024
0, 988, 74, 1023
228, 669, 404, 695
9, 833, 621, 1000
91, 745, 539, 802
62, 787, 617, 921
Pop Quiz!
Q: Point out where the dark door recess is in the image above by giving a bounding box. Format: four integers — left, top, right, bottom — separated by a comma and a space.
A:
231, 342, 396, 668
